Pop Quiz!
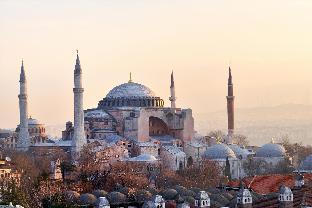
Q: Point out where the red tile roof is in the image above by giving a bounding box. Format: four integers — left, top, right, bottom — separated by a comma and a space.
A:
228, 174, 312, 194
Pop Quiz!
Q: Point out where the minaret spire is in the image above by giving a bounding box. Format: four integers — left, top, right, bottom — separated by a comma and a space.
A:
72, 51, 86, 159
75, 50, 81, 74
169, 70, 177, 108
20, 59, 25, 82
17, 60, 30, 151
226, 66, 235, 144
228, 67, 233, 85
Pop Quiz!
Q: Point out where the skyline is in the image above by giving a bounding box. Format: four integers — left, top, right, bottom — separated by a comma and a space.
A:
1, 0, 312, 129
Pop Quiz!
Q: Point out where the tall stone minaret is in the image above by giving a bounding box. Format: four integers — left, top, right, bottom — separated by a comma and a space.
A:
17, 60, 30, 151
226, 67, 235, 143
169, 71, 176, 108
72, 51, 86, 156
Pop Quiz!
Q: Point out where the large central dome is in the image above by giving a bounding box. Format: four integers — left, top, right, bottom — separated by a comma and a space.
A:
106, 82, 156, 99
98, 81, 164, 108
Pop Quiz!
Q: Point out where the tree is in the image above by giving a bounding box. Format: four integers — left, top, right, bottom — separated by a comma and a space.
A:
280, 137, 312, 167
157, 160, 223, 189
232, 134, 249, 146
207, 130, 226, 143
224, 157, 231, 181
60, 161, 76, 182
274, 158, 294, 174
1, 180, 29, 207
243, 158, 269, 176
105, 162, 149, 191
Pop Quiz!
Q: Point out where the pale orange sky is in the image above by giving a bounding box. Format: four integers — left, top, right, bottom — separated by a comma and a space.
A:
1, 0, 312, 129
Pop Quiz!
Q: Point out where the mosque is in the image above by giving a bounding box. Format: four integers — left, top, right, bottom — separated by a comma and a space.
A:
12, 52, 291, 179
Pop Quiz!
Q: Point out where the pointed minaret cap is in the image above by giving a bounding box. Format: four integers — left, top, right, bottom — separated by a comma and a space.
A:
170, 70, 174, 88
20, 59, 26, 82
228, 66, 233, 85
76, 49, 80, 65
74, 50, 82, 74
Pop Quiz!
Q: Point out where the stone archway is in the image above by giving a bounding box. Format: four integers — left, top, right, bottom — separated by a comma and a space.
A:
149, 116, 169, 136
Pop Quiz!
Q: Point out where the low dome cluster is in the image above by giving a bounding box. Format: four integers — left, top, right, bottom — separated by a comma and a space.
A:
255, 143, 286, 158
203, 143, 236, 160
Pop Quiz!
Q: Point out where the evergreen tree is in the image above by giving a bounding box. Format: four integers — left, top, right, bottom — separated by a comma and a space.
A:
224, 157, 232, 181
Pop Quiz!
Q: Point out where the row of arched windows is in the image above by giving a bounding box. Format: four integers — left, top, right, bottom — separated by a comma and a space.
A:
28, 127, 45, 134
99, 97, 165, 108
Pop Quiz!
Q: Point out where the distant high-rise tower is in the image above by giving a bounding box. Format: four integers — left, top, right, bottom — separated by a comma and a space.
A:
72, 51, 86, 156
226, 67, 235, 143
17, 60, 30, 151
169, 71, 176, 108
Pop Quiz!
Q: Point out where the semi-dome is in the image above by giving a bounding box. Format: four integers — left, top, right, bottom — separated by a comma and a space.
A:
203, 143, 236, 160
255, 143, 286, 158
299, 154, 312, 171
28, 117, 41, 125
106, 82, 156, 99
98, 81, 164, 108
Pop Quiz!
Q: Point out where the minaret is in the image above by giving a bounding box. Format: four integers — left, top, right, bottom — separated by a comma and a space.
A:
17, 60, 30, 151
226, 67, 235, 143
72, 50, 86, 156
169, 71, 176, 108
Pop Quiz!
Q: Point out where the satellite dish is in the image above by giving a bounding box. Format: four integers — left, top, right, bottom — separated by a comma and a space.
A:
5, 157, 11, 162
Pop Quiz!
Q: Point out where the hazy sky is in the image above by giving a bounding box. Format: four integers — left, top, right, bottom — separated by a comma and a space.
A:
1, 0, 312, 129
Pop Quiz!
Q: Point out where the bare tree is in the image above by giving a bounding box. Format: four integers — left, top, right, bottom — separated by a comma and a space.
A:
243, 158, 269, 176
158, 160, 223, 189
232, 134, 249, 146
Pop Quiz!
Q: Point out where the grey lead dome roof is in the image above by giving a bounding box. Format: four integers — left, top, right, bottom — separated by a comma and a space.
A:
106, 82, 156, 99
28, 117, 41, 125
299, 154, 312, 171
255, 143, 286, 158
203, 143, 236, 160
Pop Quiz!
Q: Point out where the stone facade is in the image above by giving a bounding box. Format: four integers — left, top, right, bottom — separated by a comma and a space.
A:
62, 72, 195, 165
160, 145, 186, 171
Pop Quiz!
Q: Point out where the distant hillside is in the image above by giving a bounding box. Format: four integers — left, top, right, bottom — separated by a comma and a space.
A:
195, 104, 312, 146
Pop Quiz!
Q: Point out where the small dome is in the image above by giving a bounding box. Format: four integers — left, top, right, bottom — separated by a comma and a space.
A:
92, 190, 107, 198
279, 185, 292, 195
28, 117, 41, 125
80, 193, 97, 205
107, 192, 127, 203
228, 144, 250, 159
203, 143, 236, 160
129, 154, 157, 162
237, 189, 252, 198
97, 197, 110, 206
106, 82, 156, 99
299, 154, 312, 171
195, 191, 210, 200
255, 143, 286, 158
